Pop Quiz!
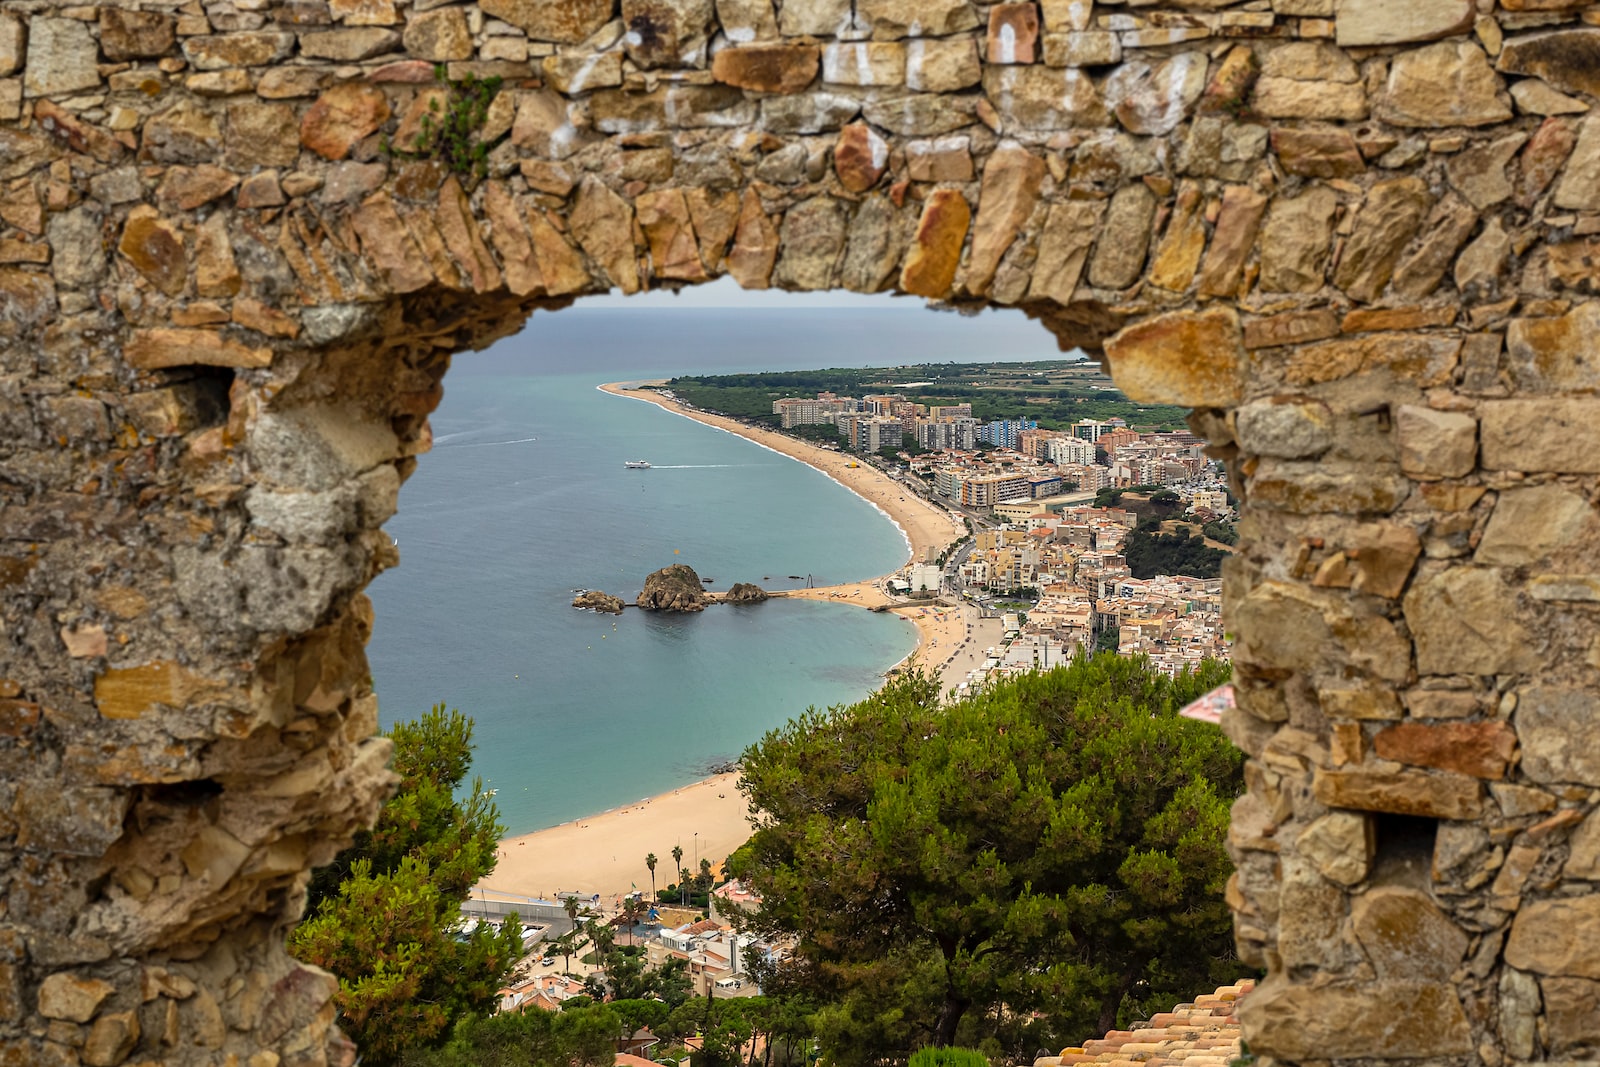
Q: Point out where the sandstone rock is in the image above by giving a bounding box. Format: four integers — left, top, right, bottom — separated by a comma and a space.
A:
37, 973, 115, 1022
861, 94, 976, 136
983, 66, 1109, 130
965, 143, 1044, 296
542, 52, 624, 94
0, 14, 22, 77
1042, 31, 1120, 68
1272, 126, 1364, 178
1390, 195, 1478, 300
716, 0, 778, 41
639, 564, 712, 612
1477, 484, 1593, 565
1405, 566, 1538, 675
1334, 177, 1431, 302
512, 90, 581, 159
834, 123, 890, 192
858, 0, 979, 39
1446, 133, 1526, 208
821, 41, 905, 87
1505, 896, 1600, 978
119, 208, 187, 298
193, 214, 242, 298
905, 38, 981, 91
906, 136, 974, 181
1377, 41, 1511, 128
1569, 812, 1600, 878
1239, 977, 1472, 1060
1454, 217, 1510, 296
726, 188, 780, 288
1275, 871, 1346, 972
300, 83, 391, 161
724, 582, 770, 603
899, 189, 968, 298
1394, 405, 1476, 480
1553, 115, 1600, 211
686, 188, 740, 272
1498, 29, 1600, 98
1313, 766, 1484, 820
82, 1011, 140, 1067
1086, 182, 1155, 290
713, 43, 819, 94
1242, 308, 1340, 349
1251, 78, 1368, 121
124, 328, 272, 371
777, 0, 855, 36
1196, 186, 1267, 297
1351, 887, 1469, 980
760, 92, 859, 133
1481, 397, 1600, 472
840, 194, 906, 294
1233, 578, 1410, 678
403, 8, 473, 61
1372, 721, 1516, 780
1147, 182, 1207, 291
23, 17, 99, 97
482, 0, 614, 42
1026, 200, 1102, 304
1295, 812, 1372, 886
1261, 40, 1359, 82
571, 176, 641, 295
1511, 78, 1588, 116
623, 0, 715, 68
1257, 187, 1337, 293
1234, 398, 1333, 459
988, 3, 1040, 65
1335, 0, 1471, 46
1106, 53, 1208, 136
1516, 686, 1600, 785
598, 84, 754, 131
47, 206, 107, 289
100, 9, 175, 61
14, 783, 130, 855
772, 196, 846, 290
572, 590, 625, 613
161, 162, 243, 211
1542, 977, 1600, 1053
1104, 307, 1243, 407
527, 210, 590, 297
184, 32, 296, 69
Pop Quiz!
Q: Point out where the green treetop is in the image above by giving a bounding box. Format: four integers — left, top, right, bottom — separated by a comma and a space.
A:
733, 655, 1246, 1062
291, 704, 523, 1065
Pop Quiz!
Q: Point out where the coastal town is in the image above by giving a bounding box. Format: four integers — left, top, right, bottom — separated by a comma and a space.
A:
764, 387, 1233, 692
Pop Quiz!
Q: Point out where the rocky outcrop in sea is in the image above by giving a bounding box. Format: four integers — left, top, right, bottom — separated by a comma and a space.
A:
572, 590, 626, 614
638, 564, 711, 613
725, 582, 770, 604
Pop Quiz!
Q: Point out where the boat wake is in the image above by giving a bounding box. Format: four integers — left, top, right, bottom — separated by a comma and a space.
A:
439, 436, 539, 449
648, 463, 748, 469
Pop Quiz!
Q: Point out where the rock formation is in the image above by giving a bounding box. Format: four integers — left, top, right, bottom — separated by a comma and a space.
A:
572, 590, 625, 614
5, 0, 1600, 1062
638, 565, 712, 613
724, 582, 771, 604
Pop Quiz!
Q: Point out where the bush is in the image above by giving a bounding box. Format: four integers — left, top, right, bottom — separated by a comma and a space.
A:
909, 1049, 990, 1067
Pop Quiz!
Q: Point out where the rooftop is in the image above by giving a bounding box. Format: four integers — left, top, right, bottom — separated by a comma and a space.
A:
1035, 980, 1254, 1067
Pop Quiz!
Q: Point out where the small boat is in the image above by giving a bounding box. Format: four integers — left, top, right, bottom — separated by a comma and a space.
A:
787, 575, 804, 580
624, 460, 652, 469
701, 577, 715, 583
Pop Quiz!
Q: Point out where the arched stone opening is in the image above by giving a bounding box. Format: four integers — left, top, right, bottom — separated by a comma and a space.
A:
5, 0, 1600, 1062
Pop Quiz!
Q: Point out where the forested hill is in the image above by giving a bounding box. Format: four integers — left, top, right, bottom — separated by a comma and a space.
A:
666, 360, 1192, 431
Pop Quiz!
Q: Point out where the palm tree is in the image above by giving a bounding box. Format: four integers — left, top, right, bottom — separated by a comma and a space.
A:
671, 844, 684, 903
646, 852, 658, 903
679, 867, 691, 906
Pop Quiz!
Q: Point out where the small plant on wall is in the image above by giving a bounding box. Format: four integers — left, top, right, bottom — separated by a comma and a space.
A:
382, 64, 505, 183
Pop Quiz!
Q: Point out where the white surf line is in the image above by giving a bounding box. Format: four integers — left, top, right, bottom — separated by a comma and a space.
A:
598, 383, 917, 566
440, 436, 539, 448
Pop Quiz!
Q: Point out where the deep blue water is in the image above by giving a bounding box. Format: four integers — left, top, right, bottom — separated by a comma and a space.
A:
365, 301, 1068, 833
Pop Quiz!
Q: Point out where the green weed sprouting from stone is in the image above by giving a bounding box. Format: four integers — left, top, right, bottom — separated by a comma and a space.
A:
380, 64, 505, 183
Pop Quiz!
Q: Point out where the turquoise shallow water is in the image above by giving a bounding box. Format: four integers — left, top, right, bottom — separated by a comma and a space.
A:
364, 303, 1064, 834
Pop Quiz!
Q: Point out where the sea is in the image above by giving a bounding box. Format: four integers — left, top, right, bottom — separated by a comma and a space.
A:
365, 288, 1071, 835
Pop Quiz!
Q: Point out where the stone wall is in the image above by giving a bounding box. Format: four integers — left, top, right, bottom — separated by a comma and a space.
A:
3, 0, 1600, 1062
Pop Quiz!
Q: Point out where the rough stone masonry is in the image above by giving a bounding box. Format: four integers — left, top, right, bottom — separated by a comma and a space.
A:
2, 0, 1600, 1062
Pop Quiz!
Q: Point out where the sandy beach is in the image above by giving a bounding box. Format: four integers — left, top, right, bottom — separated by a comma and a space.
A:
478, 384, 979, 903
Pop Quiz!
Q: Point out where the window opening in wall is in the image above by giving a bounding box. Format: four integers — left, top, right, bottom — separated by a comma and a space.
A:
1370, 812, 1440, 891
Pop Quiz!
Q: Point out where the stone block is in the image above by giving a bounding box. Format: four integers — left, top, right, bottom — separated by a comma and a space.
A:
37, 973, 115, 1023
99, 9, 175, 62
1505, 896, 1600, 978
1498, 28, 1600, 98
1103, 307, 1243, 408
1351, 887, 1468, 980
1336, 0, 1472, 45
1335, 178, 1432, 302
1042, 31, 1119, 67
1476, 484, 1593, 565
1404, 566, 1538, 675
481, 0, 614, 43
1294, 812, 1373, 885
1372, 720, 1517, 779
1234, 399, 1333, 459
899, 190, 969, 299
965, 144, 1044, 296
1239, 976, 1472, 1059
820, 42, 904, 87
621, 0, 715, 68
857, 0, 979, 40
1312, 766, 1484, 820
23, 17, 99, 97
1505, 301, 1600, 391
983, 66, 1109, 131
183, 32, 298, 69
1257, 187, 1337, 293
1517, 686, 1600, 785
1481, 398, 1600, 472
1378, 41, 1511, 127
714, 43, 820, 93
905, 38, 981, 91
1106, 53, 1208, 136
1087, 182, 1155, 290
402, 8, 473, 61
988, 4, 1040, 65
14, 784, 129, 855
1542, 977, 1600, 1053
1394, 405, 1477, 480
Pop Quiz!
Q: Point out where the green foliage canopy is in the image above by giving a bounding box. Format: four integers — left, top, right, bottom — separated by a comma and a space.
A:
291, 704, 523, 1065
1122, 522, 1228, 580
733, 656, 1246, 1062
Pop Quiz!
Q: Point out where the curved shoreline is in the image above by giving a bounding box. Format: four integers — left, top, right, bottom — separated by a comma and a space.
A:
476, 383, 977, 904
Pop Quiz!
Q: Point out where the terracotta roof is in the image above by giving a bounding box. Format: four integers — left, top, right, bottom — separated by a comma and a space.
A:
1034, 980, 1254, 1067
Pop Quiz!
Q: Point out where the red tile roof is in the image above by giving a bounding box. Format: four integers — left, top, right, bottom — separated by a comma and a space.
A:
1035, 980, 1255, 1067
